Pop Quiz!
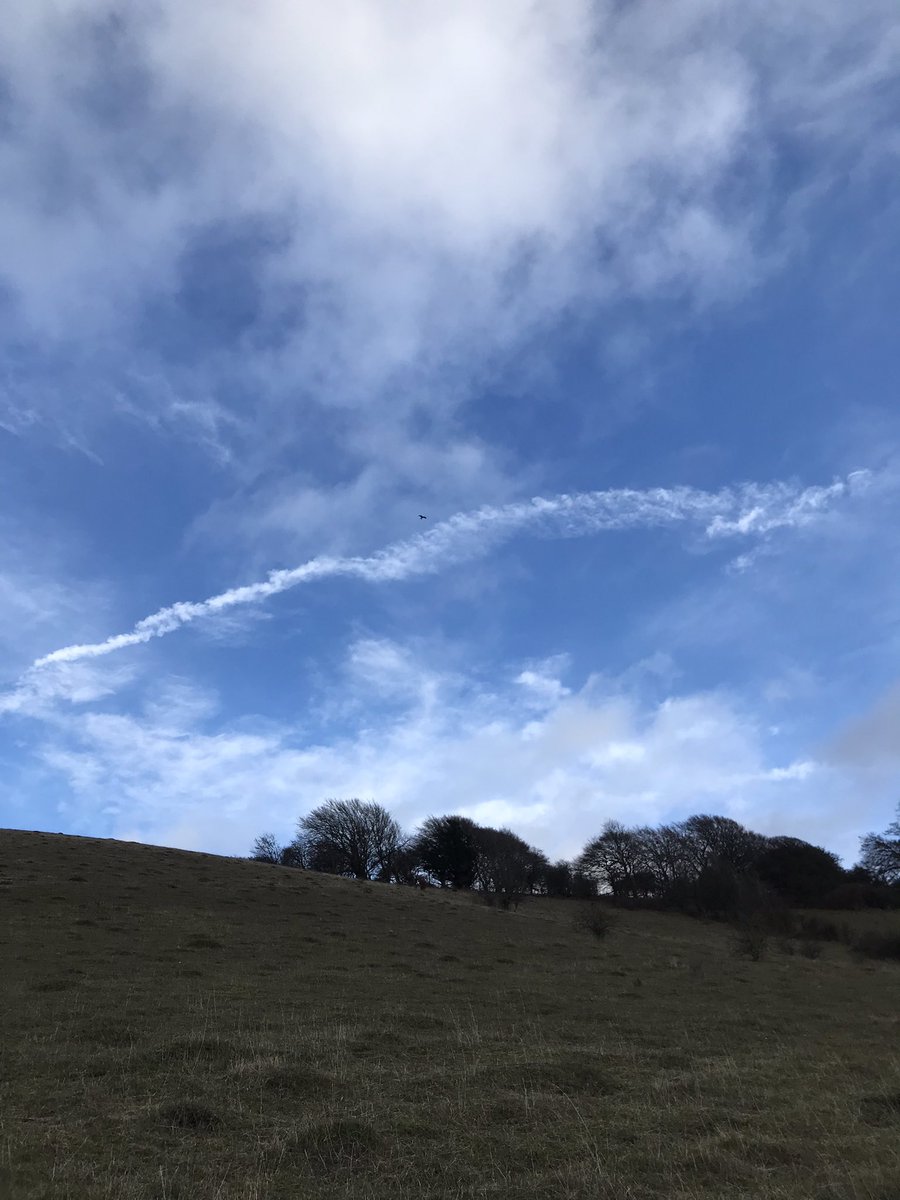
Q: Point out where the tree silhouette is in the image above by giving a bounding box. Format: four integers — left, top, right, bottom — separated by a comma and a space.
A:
414, 815, 481, 888
298, 799, 405, 881
858, 810, 900, 885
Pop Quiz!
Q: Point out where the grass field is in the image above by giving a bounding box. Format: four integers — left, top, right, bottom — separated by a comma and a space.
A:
2, 829, 899, 1199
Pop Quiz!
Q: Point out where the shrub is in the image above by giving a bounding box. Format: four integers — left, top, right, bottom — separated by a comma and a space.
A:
732, 922, 768, 961
822, 882, 898, 910
575, 905, 614, 940
851, 932, 900, 963
797, 916, 843, 942
754, 906, 797, 936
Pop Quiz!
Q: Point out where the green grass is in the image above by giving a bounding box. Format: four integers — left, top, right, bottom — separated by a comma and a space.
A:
1, 828, 899, 1199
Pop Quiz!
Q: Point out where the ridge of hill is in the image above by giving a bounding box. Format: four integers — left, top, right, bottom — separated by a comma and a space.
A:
2, 828, 899, 1200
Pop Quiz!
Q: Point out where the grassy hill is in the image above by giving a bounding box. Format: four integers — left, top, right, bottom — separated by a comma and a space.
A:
2, 828, 899, 1200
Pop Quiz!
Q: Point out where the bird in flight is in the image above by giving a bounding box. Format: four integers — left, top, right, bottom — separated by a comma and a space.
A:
419, 514, 427, 520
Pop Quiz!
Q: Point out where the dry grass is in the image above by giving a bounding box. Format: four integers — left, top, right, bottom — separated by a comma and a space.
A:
1, 828, 899, 1199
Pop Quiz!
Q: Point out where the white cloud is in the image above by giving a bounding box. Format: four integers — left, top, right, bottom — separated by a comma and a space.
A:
0, 659, 135, 719
516, 667, 571, 708
13, 472, 864, 676
1, 0, 897, 452
33, 639, 874, 864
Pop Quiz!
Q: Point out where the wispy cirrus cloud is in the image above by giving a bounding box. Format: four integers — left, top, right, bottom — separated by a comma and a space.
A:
21, 472, 866, 673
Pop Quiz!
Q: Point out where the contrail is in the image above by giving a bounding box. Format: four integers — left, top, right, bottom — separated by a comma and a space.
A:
30, 474, 866, 671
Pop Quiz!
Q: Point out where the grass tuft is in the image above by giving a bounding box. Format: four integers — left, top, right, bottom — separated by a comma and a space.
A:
158, 1100, 223, 1131
852, 932, 900, 962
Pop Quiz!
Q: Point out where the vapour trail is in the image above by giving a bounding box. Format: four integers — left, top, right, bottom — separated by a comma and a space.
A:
31, 473, 867, 671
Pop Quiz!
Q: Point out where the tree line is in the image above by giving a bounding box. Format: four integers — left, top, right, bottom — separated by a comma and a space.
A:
252, 799, 900, 916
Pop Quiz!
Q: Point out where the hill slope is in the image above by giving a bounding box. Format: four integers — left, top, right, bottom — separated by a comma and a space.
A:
2, 828, 899, 1199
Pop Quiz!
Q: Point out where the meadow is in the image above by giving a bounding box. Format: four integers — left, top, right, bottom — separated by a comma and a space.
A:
1, 828, 899, 1199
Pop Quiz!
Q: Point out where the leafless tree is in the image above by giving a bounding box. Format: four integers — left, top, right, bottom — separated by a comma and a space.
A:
575, 820, 652, 900
251, 833, 282, 864
859, 814, 900, 885
298, 799, 405, 881
678, 815, 765, 874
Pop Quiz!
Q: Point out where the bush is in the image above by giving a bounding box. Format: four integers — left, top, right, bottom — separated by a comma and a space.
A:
575, 905, 614, 940
753, 905, 796, 936
822, 882, 899, 910
732, 922, 768, 961
797, 916, 843, 942
851, 932, 900, 963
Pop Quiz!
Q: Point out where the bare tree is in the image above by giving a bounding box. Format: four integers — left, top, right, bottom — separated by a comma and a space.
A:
576, 821, 651, 901
367, 803, 408, 881
280, 837, 309, 869
859, 813, 900, 885
298, 799, 405, 881
251, 833, 282, 864
635, 823, 694, 890
679, 815, 765, 874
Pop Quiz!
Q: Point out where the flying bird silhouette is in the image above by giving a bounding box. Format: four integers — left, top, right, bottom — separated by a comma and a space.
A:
419, 514, 427, 519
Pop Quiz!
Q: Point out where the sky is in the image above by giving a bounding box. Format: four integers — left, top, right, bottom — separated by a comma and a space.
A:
1, 0, 899, 867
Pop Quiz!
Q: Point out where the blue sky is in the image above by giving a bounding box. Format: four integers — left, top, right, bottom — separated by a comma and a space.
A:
1, 1, 899, 865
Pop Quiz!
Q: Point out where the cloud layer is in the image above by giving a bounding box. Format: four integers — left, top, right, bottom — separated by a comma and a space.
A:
32, 641, 876, 868
2, 1, 898, 452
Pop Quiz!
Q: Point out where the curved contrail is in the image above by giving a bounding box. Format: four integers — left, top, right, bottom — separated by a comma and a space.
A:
30, 473, 867, 670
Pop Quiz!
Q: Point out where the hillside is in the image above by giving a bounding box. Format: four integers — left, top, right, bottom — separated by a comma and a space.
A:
1, 828, 899, 1200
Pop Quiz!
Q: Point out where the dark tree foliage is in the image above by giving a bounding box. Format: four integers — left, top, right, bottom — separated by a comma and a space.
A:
575, 821, 651, 901
543, 859, 574, 897
390, 844, 424, 886
635, 824, 694, 890
752, 836, 845, 907
298, 799, 405, 881
474, 825, 544, 909
279, 839, 308, 869
543, 859, 598, 899
575, 813, 842, 919
680, 815, 766, 874
822, 880, 899, 910
251, 833, 282, 864
414, 815, 481, 889
570, 870, 599, 899
694, 856, 742, 919
247, 797, 876, 922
